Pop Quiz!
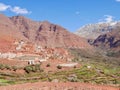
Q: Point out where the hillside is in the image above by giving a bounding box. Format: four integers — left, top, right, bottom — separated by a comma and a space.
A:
75, 21, 120, 57
92, 23, 120, 57
0, 14, 92, 52
75, 22, 117, 42
93, 29, 120, 49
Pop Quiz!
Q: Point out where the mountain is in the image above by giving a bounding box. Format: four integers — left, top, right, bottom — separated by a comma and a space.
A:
75, 22, 118, 42
0, 14, 92, 52
92, 23, 120, 57
75, 21, 120, 49
75, 21, 120, 56
93, 23, 120, 50
0, 14, 26, 52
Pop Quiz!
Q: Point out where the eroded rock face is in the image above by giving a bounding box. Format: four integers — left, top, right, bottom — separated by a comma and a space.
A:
75, 22, 117, 40
93, 26, 120, 50
0, 14, 92, 52
10, 16, 91, 48
75, 21, 120, 51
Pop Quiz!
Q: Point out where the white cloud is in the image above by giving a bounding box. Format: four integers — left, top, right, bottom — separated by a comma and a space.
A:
0, 3, 10, 11
10, 6, 31, 14
104, 15, 114, 23
98, 15, 114, 23
0, 2, 31, 15
116, 0, 120, 1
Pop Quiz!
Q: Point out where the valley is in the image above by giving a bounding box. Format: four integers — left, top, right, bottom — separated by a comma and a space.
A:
0, 14, 120, 90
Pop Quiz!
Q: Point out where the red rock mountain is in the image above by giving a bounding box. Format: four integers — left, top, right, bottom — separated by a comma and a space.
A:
0, 14, 91, 52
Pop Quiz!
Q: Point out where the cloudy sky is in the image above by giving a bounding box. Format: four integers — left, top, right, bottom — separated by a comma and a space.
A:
0, 0, 120, 32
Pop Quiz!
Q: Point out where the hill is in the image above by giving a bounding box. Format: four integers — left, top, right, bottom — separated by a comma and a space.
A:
0, 14, 92, 52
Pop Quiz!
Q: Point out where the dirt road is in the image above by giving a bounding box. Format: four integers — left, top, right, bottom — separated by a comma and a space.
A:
0, 82, 119, 90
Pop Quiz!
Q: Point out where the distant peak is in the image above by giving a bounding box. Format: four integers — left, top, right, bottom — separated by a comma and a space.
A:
75, 21, 120, 40
97, 21, 117, 26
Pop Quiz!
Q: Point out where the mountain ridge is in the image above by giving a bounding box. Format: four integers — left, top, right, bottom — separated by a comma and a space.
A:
0, 14, 92, 52
75, 22, 118, 40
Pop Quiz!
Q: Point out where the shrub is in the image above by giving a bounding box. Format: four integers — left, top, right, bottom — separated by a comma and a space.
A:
5, 65, 11, 70
32, 66, 37, 72
74, 66, 77, 68
72, 58, 79, 62
24, 66, 33, 73
70, 78, 78, 82
46, 63, 50, 67
24, 64, 41, 73
34, 64, 41, 72
57, 65, 62, 69
12, 66, 18, 71
0, 64, 5, 70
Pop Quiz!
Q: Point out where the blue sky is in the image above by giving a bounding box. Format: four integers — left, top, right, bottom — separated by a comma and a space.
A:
0, 0, 120, 32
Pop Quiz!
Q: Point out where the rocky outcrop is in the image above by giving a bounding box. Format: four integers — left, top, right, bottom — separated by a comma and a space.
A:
93, 25, 120, 50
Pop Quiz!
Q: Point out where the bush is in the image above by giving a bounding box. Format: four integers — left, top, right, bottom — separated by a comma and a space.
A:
35, 64, 41, 71
57, 65, 62, 69
46, 63, 50, 67
5, 65, 11, 70
24, 64, 41, 73
32, 66, 37, 72
12, 66, 18, 71
74, 66, 77, 68
0, 64, 5, 70
24, 66, 33, 73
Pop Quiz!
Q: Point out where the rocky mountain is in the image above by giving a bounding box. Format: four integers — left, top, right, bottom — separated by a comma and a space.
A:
93, 23, 120, 50
75, 22, 118, 41
0, 14, 92, 52
75, 21, 120, 53
92, 23, 120, 57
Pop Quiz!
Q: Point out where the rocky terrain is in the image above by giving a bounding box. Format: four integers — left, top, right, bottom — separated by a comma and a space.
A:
0, 14, 120, 90
0, 14, 92, 53
75, 22, 117, 40
92, 23, 120, 58
75, 21, 120, 51
93, 23, 120, 49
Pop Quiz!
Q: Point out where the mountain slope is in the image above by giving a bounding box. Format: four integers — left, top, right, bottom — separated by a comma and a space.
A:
75, 21, 120, 56
0, 14, 27, 52
93, 23, 120, 50
0, 14, 92, 52
75, 22, 117, 40
92, 24, 120, 57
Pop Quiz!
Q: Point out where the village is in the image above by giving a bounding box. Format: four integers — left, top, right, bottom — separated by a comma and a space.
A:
0, 40, 79, 73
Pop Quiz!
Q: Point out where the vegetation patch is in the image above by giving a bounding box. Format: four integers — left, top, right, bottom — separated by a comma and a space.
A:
24, 64, 42, 73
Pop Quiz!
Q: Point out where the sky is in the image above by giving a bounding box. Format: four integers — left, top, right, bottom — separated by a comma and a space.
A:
0, 0, 120, 32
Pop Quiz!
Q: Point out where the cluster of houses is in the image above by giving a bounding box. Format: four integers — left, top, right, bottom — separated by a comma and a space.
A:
0, 40, 74, 66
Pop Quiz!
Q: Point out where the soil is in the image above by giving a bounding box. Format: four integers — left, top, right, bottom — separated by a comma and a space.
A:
0, 82, 119, 90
